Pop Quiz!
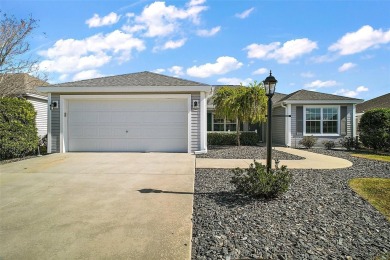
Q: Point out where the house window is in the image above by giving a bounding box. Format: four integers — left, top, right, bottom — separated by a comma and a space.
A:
304, 107, 339, 135
213, 117, 225, 131
210, 114, 237, 131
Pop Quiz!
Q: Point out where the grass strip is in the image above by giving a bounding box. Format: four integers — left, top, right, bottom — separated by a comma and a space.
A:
349, 178, 390, 221
351, 153, 390, 162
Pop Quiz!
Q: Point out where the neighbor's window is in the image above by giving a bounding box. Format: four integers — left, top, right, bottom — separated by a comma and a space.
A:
305, 107, 339, 135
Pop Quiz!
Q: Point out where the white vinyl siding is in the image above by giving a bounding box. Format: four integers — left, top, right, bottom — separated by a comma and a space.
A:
27, 97, 47, 137
191, 94, 201, 151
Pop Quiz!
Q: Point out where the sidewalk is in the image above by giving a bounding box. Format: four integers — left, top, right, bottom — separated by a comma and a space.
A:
196, 147, 353, 169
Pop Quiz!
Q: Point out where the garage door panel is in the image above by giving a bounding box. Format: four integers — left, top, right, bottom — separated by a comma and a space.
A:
68, 98, 188, 152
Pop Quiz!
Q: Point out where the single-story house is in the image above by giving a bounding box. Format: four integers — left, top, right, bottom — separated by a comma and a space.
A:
207, 88, 364, 148
38, 71, 212, 154
0, 73, 49, 137
355, 93, 390, 132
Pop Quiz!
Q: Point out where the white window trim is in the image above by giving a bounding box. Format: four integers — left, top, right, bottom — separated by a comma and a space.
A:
209, 113, 238, 132
303, 105, 340, 136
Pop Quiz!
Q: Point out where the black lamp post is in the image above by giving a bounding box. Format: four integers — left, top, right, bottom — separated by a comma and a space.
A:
263, 71, 277, 172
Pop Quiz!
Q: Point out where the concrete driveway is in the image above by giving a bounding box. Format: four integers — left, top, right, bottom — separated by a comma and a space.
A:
0, 153, 195, 260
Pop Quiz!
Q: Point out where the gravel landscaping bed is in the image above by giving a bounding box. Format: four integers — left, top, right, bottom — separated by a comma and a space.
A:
197, 145, 304, 160
192, 148, 390, 259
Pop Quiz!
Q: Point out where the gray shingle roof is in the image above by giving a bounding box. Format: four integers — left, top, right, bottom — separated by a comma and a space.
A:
356, 93, 390, 113
46, 71, 208, 87
0, 73, 48, 96
277, 89, 362, 102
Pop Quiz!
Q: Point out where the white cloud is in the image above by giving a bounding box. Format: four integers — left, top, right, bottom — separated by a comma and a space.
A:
153, 68, 165, 73
58, 74, 68, 81
334, 85, 368, 98
86, 12, 121, 28
73, 70, 104, 81
217, 77, 253, 85
329, 25, 390, 55
252, 68, 268, 75
39, 30, 145, 74
338, 62, 356, 72
356, 86, 369, 92
188, 0, 206, 6
197, 26, 221, 37
163, 38, 187, 50
301, 72, 315, 78
125, 1, 208, 38
245, 38, 318, 63
304, 80, 339, 90
168, 66, 184, 77
235, 7, 254, 19
186, 56, 243, 78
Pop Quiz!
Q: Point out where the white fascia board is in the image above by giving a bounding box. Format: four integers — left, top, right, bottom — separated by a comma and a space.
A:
37, 85, 212, 94
283, 100, 363, 104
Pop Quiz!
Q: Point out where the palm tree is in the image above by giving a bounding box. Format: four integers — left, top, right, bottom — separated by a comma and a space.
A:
213, 81, 267, 146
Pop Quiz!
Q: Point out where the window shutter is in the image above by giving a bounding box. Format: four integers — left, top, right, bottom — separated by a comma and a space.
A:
340, 106, 347, 136
296, 106, 303, 135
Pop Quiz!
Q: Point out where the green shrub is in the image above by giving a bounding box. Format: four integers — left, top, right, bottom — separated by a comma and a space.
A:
298, 135, 317, 149
208, 132, 236, 145
322, 140, 335, 150
239, 132, 259, 146
359, 108, 390, 151
0, 97, 39, 160
208, 132, 259, 146
339, 136, 359, 151
231, 161, 292, 199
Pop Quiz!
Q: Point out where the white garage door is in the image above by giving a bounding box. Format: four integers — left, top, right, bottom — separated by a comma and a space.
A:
67, 98, 188, 152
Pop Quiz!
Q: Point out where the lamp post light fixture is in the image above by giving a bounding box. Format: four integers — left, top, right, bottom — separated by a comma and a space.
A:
263, 71, 278, 172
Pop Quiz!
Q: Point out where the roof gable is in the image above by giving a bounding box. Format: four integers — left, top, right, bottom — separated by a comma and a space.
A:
48, 71, 208, 87
278, 89, 362, 102
0, 73, 48, 96
356, 93, 390, 113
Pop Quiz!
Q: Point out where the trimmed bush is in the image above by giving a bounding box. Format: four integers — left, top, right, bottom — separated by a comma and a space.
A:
240, 132, 259, 146
322, 140, 335, 150
0, 97, 39, 160
359, 108, 390, 151
231, 161, 292, 199
339, 136, 359, 151
208, 132, 259, 146
208, 132, 236, 145
298, 135, 317, 149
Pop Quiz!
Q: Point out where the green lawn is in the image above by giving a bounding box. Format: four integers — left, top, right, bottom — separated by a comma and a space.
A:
351, 153, 390, 162
349, 178, 390, 221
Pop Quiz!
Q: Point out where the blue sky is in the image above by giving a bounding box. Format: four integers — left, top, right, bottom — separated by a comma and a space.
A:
2, 0, 390, 100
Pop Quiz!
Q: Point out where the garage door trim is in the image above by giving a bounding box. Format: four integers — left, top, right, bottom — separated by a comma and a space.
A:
59, 94, 192, 153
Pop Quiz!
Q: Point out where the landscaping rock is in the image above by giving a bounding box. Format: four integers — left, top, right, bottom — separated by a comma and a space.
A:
192, 148, 390, 259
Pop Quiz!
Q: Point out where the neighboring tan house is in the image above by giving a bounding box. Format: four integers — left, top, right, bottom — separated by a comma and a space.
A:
38, 71, 211, 154
0, 73, 49, 137
356, 93, 390, 132
208, 88, 363, 148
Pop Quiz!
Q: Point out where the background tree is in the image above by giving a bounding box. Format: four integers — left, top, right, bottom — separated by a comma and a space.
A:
212, 81, 267, 146
0, 12, 46, 94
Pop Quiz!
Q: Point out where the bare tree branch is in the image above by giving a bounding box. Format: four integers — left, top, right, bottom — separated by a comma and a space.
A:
0, 12, 47, 96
